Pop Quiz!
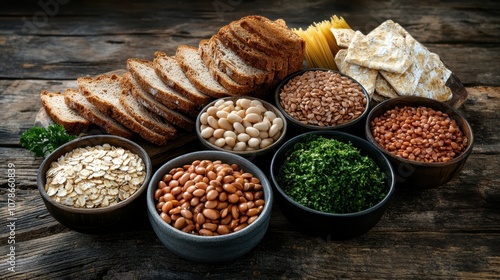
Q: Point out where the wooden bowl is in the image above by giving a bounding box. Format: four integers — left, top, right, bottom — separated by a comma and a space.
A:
274, 68, 371, 136
37, 135, 152, 234
365, 96, 474, 189
270, 131, 395, 240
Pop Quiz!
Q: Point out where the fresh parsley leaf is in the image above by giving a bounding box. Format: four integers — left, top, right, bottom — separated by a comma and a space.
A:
277, 135, 386, 214
19, 124, 77, 157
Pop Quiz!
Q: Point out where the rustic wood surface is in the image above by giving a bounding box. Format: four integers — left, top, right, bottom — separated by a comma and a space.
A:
0, 0, 499, 279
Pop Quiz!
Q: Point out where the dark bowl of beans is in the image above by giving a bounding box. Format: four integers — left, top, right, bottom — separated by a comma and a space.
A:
196, 96, 287, 159
274, 68, 370, 136
365, 96, 474, 188
270, 131, 395, 240
37, 135, 152, 234
147, 150, 273, 263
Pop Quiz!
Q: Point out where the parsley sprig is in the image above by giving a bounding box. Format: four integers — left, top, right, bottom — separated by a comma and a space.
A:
20, 124, 77, 157
277, 135, 387, 214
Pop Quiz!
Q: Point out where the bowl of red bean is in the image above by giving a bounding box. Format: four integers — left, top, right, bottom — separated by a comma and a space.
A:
365, 96, 474, 188
274, 68, 370, 135
196, 96, 287, 158
146, 150, 273, 263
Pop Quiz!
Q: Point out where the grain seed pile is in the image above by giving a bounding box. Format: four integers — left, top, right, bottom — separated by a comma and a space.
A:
45, 144, 146, 208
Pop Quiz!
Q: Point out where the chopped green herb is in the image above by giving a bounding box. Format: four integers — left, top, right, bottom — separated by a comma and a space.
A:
277, 135, 387, 214
20, 124, 77, 157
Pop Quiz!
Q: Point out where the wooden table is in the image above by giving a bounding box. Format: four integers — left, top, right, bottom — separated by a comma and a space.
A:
1, 1, 499, 279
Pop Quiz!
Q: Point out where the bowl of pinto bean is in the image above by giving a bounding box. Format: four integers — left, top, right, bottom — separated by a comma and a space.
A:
146, 150, 273, 263
274, 68, 370, 136
365, 96, 474, 188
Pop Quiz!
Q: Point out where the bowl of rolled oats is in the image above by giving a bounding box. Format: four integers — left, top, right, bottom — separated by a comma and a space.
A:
37, 135, 152, 233
274, 68, 371, 136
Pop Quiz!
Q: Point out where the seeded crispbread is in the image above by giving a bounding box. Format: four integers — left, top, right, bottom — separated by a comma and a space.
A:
334, 49, 377, 97
345, 26, 412, 74
331, 28, 355, 49
374, 74, 399, 99
411, 53, 453, 101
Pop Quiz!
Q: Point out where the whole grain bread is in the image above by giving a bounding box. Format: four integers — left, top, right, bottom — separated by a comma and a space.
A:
175, 45, 229, 98
77, 73, 171, 146
40, 90, 92, 134
64, 88, 135, 138
127, 58, 198, 114
153, 51, 213, 106
217, 25, 282, 72
198, 40, 254, 95
207, 35, 273, 85
121, 72, 195, 132
120, 88, 177, 138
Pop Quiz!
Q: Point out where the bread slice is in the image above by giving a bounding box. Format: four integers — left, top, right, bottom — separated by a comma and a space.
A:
40, 90, 92, 134
239, 15, 305, 74
121, 72, 195, 132
207, 35, 274, 85
120, 88, 177, 138
217, 25, 282, 72
153, 51, 213, 106
175, 45, 229, 98
64, 88, 134, 138
198, 40, 254, 95
77, 74, 171, 146
127, 58, 198, 114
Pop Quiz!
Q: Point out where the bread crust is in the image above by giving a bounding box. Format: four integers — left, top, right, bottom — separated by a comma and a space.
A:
121, 72, 195, 132
40, 90, 92, 134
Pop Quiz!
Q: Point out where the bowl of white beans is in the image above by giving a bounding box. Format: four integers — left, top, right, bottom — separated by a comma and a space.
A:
196, 96, 287, 158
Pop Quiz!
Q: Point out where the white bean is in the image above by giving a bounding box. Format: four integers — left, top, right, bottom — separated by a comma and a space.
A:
207, 116, 219, 129
260, 138, 274, 148
223, 130, 237, 139
207, 106, 218, 116
200, 127, 214, 139
214, 138, 226, 147
200, 112, 209, 125
253, 121, 269, 131
225, 136, 236, 147
269, 123, 280, 138
233, 142, 247, 151
237, 133, 251, 143
216, 110, 229, 119
227, 113, 242, 124
273, 118, 284, 130
248, 137, 261, 148
245, 113, 261, 123
233, 122, 245, 134
245, 127, 260, 138
213, 128, 225, 139
218, 118, 233, 131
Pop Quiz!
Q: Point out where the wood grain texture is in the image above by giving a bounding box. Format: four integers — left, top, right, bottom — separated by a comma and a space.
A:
0, 0, 499, 279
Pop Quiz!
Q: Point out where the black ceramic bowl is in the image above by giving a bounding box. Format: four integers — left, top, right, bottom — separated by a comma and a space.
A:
147, 151, 273, 263
37, 135, 152, 234
274, 68, 371, 135
365, 96, 474, 188
270, 131, 395, 240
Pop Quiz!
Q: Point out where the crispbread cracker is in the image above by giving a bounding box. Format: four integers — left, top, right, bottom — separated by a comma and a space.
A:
374, 74, 399, 98
411, 53, 452, 101
345, 27, 412, 74
335, 49, 377, 97
331, 28, 355, 48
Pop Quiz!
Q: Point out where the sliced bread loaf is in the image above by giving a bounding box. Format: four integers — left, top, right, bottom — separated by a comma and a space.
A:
120, 88, 177, 138
153, 51, 213, 107
217, 25, 284, 72
127, 58, 198, 114
64, 88, 134, 138
175, 45, 229, 98
239, 15, 305, 74
77, 73, 171, 146
207, 35, 273, 85
40, 90, 92, 134
198, 40, 255, 95
121, 72, 195, 132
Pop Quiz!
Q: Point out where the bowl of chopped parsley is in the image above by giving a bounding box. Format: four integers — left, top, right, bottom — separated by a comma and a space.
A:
270, 131, 395, 239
